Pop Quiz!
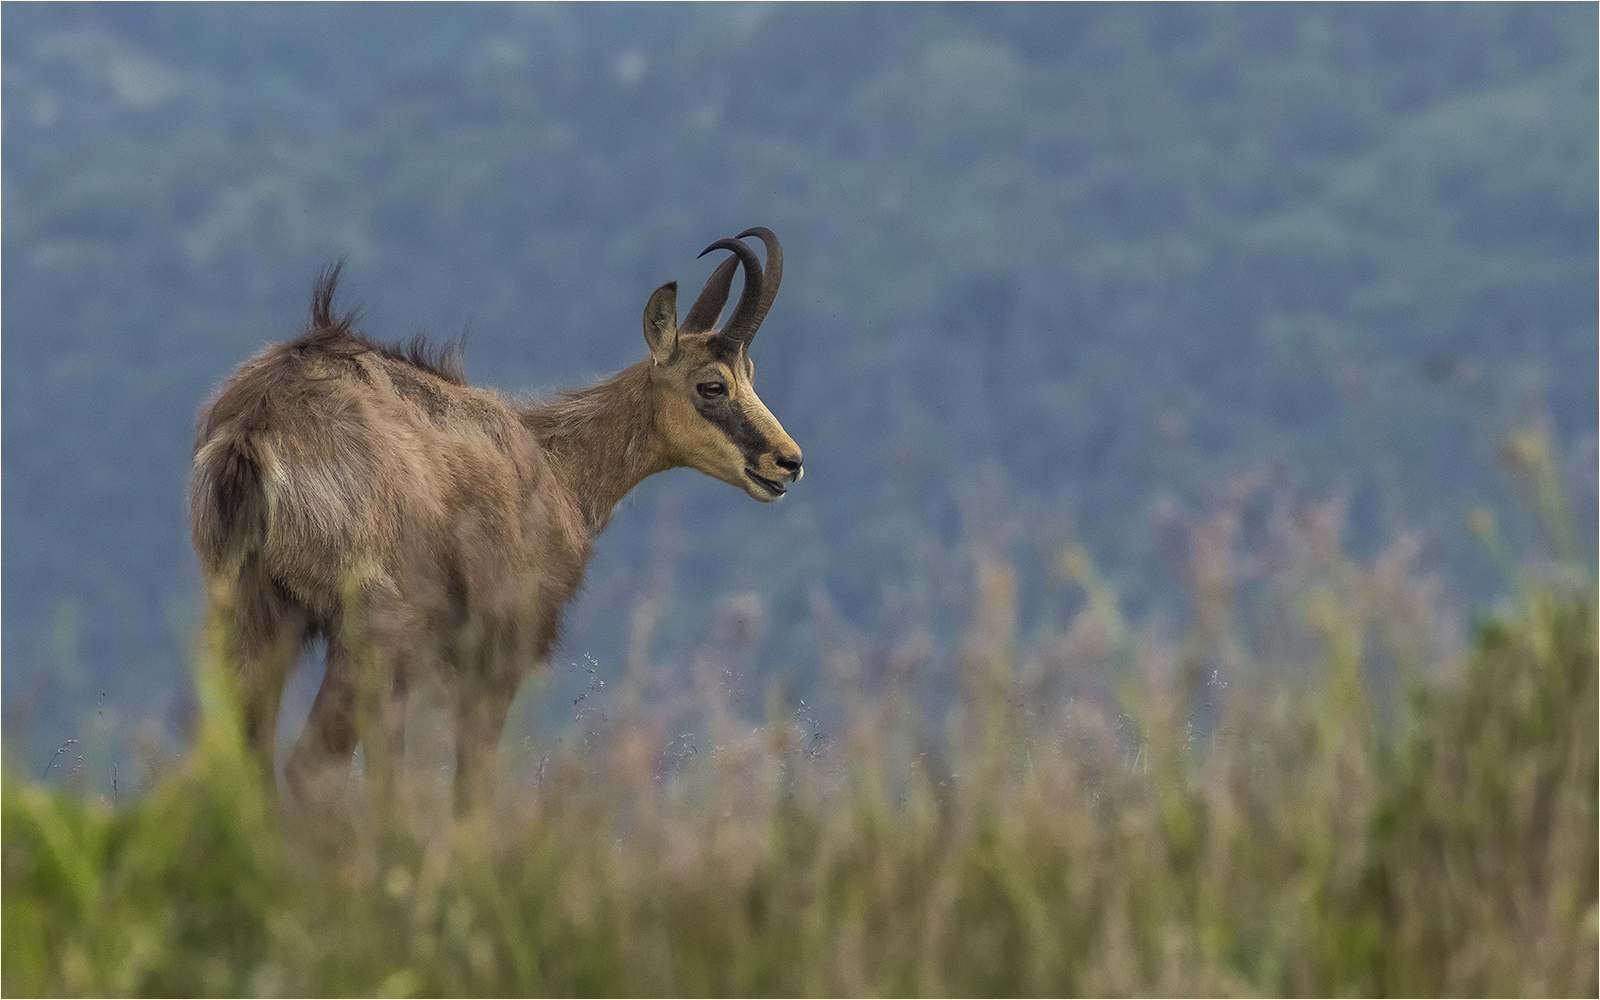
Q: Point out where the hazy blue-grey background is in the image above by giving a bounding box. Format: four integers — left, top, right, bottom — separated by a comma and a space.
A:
4, 3, 1595, 775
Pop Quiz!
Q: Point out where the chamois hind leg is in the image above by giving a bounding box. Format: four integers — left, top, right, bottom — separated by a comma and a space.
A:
360, 580, 419, 811
452, 674, 516, 816
204, 558, 309, 793
283, 638, 363, 806
285, 589, 414, 812
364, 667, 410, 813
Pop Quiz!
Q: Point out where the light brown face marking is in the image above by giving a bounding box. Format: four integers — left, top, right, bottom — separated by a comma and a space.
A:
639, 230, 802, 501
645, 330, 800, 502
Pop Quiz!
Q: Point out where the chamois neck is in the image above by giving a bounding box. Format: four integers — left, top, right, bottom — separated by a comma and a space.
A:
524, 360, 667, 536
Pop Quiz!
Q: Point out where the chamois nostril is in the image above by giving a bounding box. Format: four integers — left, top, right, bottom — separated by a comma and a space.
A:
775, 454, 803, 477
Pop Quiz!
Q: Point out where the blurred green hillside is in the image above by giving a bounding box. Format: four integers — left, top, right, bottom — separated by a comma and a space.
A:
3, 3, 1595, 768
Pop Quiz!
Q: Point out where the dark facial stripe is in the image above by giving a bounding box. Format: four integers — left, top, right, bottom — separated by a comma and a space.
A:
698, 396, 770, 460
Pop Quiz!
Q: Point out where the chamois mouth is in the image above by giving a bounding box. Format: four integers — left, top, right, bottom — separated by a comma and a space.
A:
745, 468, 787, 498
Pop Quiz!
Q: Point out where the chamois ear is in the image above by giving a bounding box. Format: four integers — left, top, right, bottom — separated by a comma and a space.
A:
643, 281, 679, 365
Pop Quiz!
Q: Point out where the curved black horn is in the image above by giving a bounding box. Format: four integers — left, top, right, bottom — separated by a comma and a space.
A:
681, 253, 739, 334
733, 227, 782, 339
697, 236, 764, 347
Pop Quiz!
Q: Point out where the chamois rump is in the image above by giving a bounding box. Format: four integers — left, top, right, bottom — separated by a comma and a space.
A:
189, 228, 802, 811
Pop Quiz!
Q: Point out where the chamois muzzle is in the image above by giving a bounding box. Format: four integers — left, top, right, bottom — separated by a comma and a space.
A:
747, 449, 803, 498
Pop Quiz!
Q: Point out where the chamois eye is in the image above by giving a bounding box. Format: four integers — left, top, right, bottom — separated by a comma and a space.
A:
697, 382, 726, 399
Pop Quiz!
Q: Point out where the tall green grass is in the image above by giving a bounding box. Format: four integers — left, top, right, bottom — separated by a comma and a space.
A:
5, 459, 1595, 996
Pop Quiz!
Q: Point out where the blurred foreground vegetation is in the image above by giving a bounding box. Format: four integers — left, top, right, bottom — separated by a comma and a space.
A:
5, 452, 1594, 996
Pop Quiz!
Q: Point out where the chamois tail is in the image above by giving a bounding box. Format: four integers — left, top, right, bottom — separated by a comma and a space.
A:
189, 430, 273, 573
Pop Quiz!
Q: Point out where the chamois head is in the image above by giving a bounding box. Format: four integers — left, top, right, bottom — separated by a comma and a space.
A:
640, 227, 804, 502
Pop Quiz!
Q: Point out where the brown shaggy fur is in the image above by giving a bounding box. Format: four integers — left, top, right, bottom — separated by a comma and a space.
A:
190, 234, 801, 812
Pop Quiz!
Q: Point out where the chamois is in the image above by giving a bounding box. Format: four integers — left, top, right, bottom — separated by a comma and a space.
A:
189, 228, 803, 811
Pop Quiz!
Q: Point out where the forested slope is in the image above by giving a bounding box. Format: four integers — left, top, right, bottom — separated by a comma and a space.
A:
3, 3, 1594, 766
